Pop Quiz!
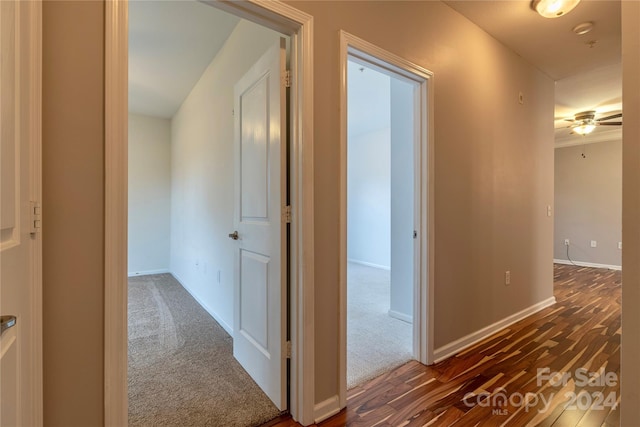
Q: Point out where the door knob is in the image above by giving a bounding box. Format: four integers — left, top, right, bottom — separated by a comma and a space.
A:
1, 315, 16, 335
228, 231, 239, 240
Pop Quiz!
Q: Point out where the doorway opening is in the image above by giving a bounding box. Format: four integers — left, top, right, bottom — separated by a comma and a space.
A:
346, 58, 416, 388
339, 31, 435, 403
106, 0, 314, 424
126, 2, 290, 425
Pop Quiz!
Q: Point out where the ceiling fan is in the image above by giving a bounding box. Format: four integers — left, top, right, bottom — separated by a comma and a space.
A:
565, 110, 622, 135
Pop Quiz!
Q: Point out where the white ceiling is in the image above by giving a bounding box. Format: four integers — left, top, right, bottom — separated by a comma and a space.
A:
444, 0, 622, 146
443, 0, 621, 81
128, 1, 239, 118
130, 1, 622, 145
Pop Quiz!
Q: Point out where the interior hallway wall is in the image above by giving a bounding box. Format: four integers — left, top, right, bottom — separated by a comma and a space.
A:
128, 113, 172, 275
283, 0, 555, 404
621, 1, 640, 424
554, 140, 622, 267
170, 19, 281, 334
42, 1, 105, 424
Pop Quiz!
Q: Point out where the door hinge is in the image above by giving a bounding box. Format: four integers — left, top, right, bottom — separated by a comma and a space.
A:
284, 70, 292, 88
30, 201, 41, 234
285, 340, 292, 358
283, 205, 292, 223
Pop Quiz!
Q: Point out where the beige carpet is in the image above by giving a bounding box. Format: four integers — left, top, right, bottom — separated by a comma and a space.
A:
347, 262, 413, 389
128, 273, 281, 426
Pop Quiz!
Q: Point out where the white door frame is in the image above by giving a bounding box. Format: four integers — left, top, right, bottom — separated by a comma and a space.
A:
338, 31, 435, 407
104, 1, 315, 425
1, 1, 43, 424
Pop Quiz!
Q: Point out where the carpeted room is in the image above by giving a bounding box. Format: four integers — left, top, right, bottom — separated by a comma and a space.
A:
127, 274, 279, 426
127, 2, 285, 424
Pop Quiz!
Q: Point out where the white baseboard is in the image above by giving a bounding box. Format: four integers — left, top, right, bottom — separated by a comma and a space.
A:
314, 395, 341, 423
388, 309, 412, 324
127, 268, 169, 277
171, 272, 234, 336
554, 259, 621, 271
433, 296, 557, 364
347, 258, 391, 271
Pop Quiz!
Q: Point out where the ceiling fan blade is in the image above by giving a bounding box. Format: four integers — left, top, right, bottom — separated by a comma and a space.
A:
598, 122, 622, 126
598, 113, 622, 121
564, 118, 575, 122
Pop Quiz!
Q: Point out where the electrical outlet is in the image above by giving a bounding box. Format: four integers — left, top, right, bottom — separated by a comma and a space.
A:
618, 242, 623, 250
591, 240, 597, 248
564, 239, 570, 246
505, 270, 511, 286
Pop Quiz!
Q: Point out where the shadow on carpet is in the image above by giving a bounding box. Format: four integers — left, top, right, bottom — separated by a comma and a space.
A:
128, 273, 280, 426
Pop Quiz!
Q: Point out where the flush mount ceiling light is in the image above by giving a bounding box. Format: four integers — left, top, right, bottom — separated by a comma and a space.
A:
532, 0, 581, 18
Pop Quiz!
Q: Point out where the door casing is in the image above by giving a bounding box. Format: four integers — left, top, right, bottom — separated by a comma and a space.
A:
104, 1, 315, 424
0, 1, 43, 425
338, 30, 435, 409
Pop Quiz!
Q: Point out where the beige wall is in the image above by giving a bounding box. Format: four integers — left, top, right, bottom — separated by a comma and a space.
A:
41, 1, 640, 424
283, 0, 555, 402
621, 1, 640, 424
42, 1, 105, 425
554, 141, 622, 267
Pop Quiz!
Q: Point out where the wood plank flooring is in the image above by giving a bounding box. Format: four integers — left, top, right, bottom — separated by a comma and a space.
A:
266, 264, 621, 427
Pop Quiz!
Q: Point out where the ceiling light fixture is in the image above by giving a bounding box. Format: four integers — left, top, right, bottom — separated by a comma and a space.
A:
532, 0, 581, 18
572, 123, 596, 135
571, 111, 597, 135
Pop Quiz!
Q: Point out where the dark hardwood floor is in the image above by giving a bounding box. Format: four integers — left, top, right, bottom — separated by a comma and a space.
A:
265, 264, 621, 427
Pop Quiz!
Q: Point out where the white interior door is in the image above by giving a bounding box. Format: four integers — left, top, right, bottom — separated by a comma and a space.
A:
1, 1, 41, 425
232, 39, 287, 410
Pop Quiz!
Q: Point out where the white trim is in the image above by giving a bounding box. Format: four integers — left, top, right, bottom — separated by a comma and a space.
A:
313, 395, 341, 424
212, 2, 316, 423
104, 1, 128, 426
338, 30, 435, 410
554, 259, 622, 271
388, 310, 412, 324
432, 297, 557, 363
347, 258, 390, 271
105, 1, 315, 425
24, 1, 43, 424
127, 269, 170, 277
172, 273, 234, 336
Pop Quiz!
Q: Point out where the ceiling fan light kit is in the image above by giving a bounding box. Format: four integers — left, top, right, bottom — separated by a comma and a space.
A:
532, 0, 581, 18
566, 110, 623, 136
573, 124, 596, 135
